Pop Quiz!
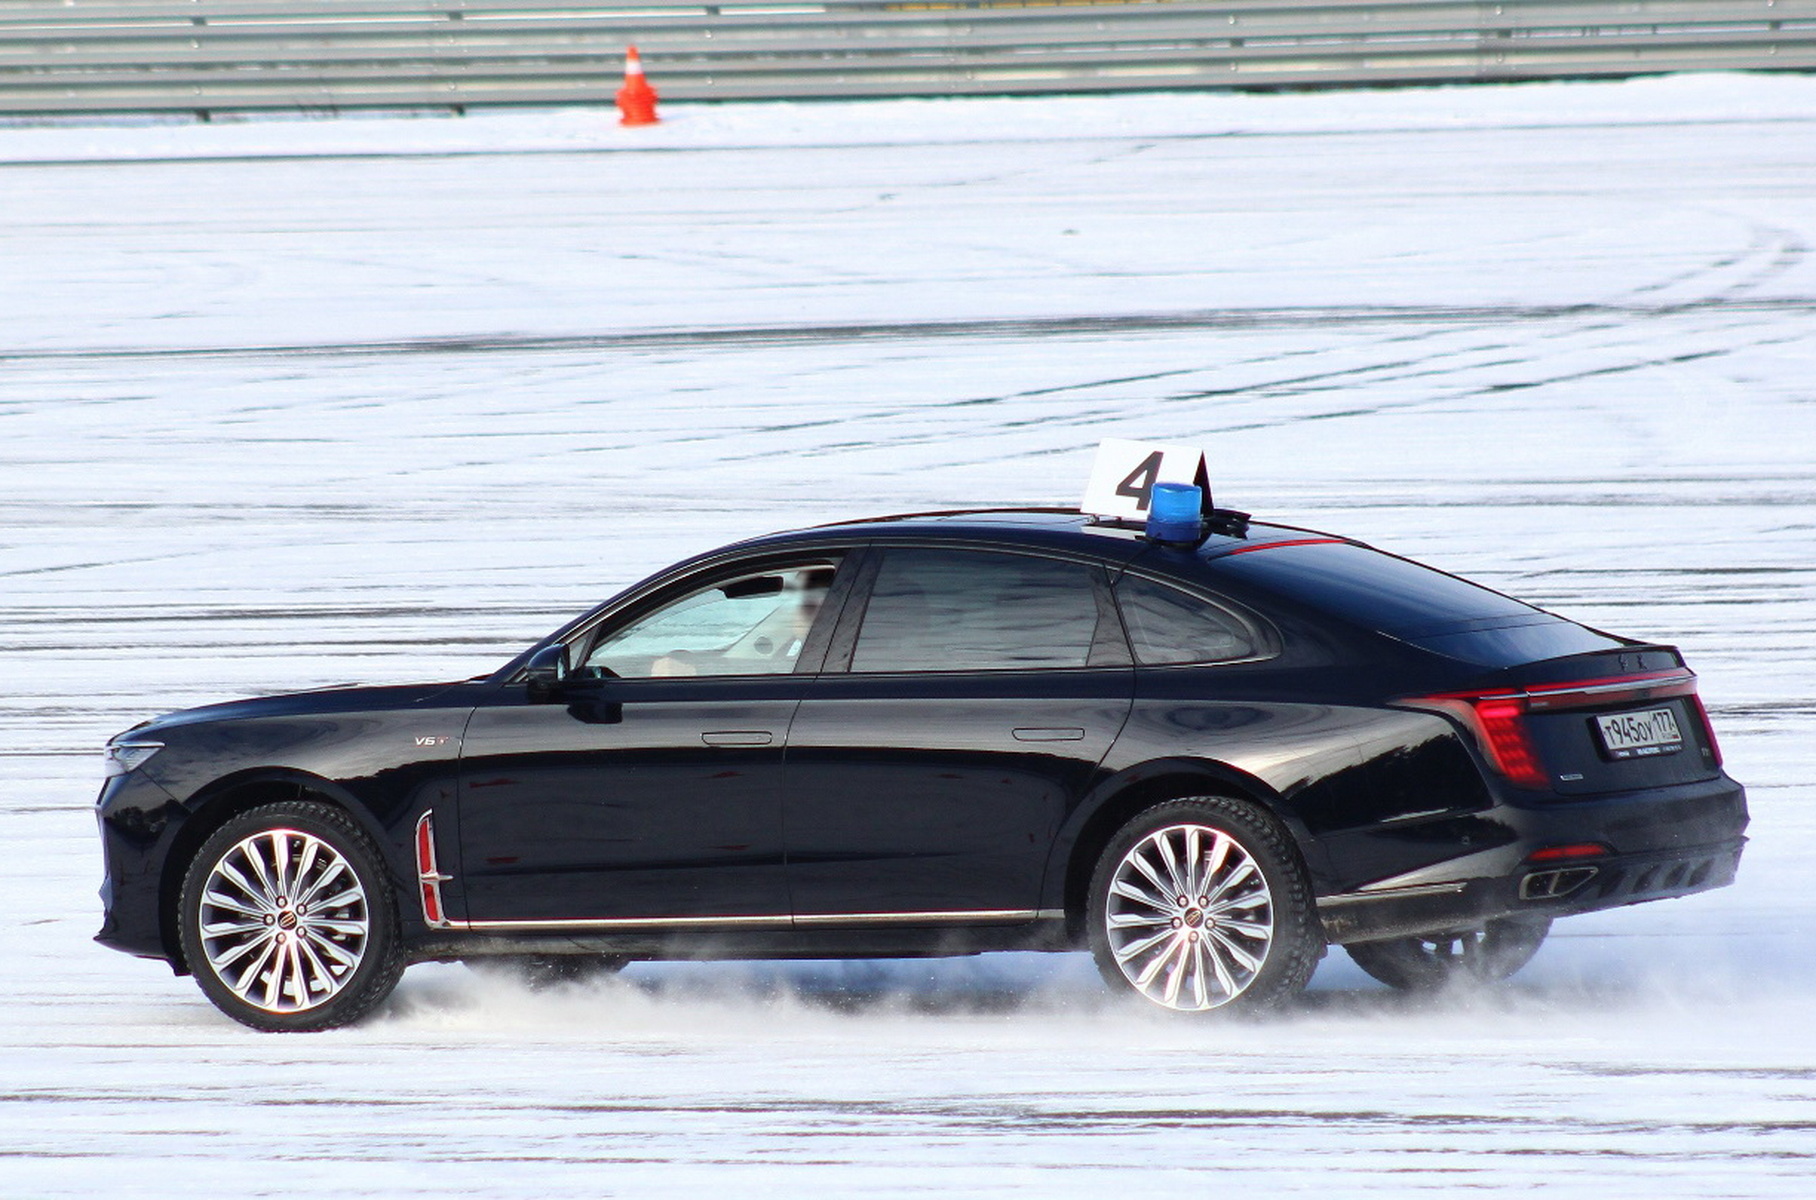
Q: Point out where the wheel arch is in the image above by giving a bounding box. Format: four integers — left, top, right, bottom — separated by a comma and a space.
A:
157, 769, 394, 973
1047, 759, 1325, 944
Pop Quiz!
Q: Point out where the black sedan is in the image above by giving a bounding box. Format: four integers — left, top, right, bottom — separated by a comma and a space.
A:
95, 506, 1747, 1029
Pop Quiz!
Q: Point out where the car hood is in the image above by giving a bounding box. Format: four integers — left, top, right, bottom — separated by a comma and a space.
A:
117, 681, 468, 740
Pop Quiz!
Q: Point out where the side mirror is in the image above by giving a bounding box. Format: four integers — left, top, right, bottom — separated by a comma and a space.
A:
522, 643, 570, 702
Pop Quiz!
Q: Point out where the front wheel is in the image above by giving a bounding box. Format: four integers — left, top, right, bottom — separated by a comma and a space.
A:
1087, 797, 1322, 1014
1345, 917, 1552, 992
178, 800, 405, 1032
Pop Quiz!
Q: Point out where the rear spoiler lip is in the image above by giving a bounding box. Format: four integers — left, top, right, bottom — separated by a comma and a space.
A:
1450, 643, 1687, 692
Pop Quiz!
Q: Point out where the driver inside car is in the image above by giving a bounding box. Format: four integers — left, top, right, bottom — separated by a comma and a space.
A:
648, 567, 833, 677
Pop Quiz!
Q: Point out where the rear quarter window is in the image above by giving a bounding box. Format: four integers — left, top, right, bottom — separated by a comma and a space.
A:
1114, 574, 1265, 665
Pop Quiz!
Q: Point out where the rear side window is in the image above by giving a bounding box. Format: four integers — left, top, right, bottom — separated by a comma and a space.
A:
1115, 575, 1261, 665
852, 548, 1111, 672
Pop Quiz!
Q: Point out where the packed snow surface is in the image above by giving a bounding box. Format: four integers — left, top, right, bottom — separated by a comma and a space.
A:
4, 73, 1815, 1195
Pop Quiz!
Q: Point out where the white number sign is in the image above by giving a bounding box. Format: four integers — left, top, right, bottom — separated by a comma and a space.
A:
1081, 439, 1213, 520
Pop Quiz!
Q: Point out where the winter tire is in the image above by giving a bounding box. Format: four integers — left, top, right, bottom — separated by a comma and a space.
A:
1087, 797, 1322, 1013
1345, 917, 1552, 992
178, 800, 405, 1032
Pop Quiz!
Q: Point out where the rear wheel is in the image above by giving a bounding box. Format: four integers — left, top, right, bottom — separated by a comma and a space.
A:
1087, 797, 1322, 1014
178, 801, 404, 1032
1345, 917, 1552, 991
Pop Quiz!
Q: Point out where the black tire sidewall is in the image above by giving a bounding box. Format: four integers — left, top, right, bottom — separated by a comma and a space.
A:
178, 800, 404, 1032
1345, 917, 1553, 992
1085, 796, 1322, 1014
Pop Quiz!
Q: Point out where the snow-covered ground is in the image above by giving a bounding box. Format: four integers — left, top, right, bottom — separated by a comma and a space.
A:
3, 73, 1815, 1195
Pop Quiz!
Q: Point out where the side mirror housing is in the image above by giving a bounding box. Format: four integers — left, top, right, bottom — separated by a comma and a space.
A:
522, 643, 570, 702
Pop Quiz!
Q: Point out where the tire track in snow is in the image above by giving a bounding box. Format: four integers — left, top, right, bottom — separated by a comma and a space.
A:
5, 298, 1814, 363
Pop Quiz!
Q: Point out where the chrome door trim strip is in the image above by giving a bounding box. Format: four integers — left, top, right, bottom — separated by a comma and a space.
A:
455, 908, 1065, 933
792, 908, 1063, 926
463, 914, 793, 932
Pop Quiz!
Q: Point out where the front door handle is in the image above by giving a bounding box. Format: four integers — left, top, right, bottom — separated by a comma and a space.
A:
1012, 727, 1086, 742
701, 730, 774, 747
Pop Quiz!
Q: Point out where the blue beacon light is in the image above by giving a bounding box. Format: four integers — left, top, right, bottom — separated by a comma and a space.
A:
1145, 482, 1205, 545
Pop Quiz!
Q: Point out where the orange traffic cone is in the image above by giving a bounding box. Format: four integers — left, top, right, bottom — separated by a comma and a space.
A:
617, 45, 659, 127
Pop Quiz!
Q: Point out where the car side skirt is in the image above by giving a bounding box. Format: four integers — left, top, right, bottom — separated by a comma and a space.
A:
453, 908, 1065, 933
412, 915, 1074, 962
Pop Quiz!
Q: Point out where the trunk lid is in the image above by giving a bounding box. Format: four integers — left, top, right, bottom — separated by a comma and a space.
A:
1402, 647, 1724, 796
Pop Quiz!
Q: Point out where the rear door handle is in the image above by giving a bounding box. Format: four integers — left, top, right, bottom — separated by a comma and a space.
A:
1012, 727, 1086, 742
701, 730, 775, 747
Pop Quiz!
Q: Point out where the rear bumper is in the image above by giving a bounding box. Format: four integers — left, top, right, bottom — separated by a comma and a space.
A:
1318, 773, 1748, 945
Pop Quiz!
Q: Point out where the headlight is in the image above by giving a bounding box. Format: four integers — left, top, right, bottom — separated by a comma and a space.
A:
103, 741, 163, 779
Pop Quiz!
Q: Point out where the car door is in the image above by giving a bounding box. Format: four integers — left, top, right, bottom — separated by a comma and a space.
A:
454, 556, 846, 925
783, 545, 1135, 921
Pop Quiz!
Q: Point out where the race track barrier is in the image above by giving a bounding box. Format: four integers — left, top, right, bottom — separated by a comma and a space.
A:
1, 0, 1812, 116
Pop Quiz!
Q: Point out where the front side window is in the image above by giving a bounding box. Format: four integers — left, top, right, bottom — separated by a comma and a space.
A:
582, 561, 838, 679
851, 548, 1111, 673
1115, 575, 1262, 665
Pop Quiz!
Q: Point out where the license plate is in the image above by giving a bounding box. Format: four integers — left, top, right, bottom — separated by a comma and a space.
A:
1594, 707, 1684, 759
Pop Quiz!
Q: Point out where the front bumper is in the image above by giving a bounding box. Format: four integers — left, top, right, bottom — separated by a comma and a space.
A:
1317, 773, 1748, 945
93, 769, 188, 963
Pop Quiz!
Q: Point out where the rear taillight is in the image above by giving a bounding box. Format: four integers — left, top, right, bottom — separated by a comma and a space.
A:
1521, 669, 1698, 712
1687, 692, 1724, 768
1400, 690, 1549, 789
1397, 667, 1710, 791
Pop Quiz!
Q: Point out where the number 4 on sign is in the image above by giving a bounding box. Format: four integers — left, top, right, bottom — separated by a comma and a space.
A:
1081, 439, 1213, 521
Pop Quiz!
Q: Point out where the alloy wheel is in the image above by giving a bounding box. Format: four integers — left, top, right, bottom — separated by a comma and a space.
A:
195, 827, 371, 1014
1102, 821, 1277, 1011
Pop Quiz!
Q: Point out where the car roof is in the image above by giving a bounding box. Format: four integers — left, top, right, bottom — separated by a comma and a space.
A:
495, 507, 1361, 683
732, 506, 1338, 564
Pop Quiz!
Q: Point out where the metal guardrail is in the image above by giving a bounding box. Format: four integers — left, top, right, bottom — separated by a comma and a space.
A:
0, 0, 1812, 116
